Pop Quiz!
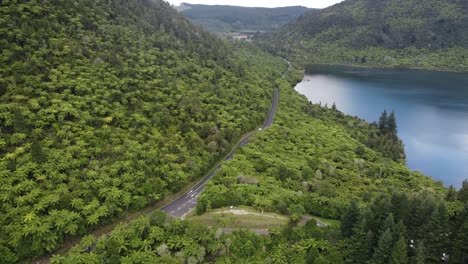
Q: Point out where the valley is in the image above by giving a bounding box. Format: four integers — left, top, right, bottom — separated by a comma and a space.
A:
0, 0, 467, 263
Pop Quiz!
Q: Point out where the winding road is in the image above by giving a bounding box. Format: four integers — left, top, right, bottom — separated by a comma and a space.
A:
160, 88, 279, 219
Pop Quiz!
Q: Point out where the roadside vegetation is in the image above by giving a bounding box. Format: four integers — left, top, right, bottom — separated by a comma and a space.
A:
0, 0, 286, 262
54, 65, 468, 263
2, 0, 468, 263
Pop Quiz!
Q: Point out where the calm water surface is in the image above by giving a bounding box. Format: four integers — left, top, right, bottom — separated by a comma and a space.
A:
295, 65, 468, 187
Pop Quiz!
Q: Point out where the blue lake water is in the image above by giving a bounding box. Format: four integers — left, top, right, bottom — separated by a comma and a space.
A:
294, 64, 468, 188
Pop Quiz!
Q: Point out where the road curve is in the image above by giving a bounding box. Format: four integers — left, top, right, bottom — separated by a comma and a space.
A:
160, 87, 279, 219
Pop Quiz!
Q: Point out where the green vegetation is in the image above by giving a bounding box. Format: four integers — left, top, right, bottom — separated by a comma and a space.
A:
197, 70, 435, 220
260, 0, 468, 72
52, 210, 343, 263
54, 68, 468, 263
2, 0, 468, 263
187, 206, 289, 229
0, 0, 287, 261
178, 3, 312, 34
196, 67, 468, 262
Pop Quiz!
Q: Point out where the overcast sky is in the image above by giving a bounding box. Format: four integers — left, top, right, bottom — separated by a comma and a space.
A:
165, 0, 344, 9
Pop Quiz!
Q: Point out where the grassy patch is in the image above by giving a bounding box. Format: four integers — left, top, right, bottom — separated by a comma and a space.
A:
308, 215, 341, 228
187, 206, 289, 229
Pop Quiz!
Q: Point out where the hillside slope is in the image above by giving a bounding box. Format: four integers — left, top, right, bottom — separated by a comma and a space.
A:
53, 67, 468, 264
178, 3, 312, 34
0, 0, 286, 261
262, 0, 468, 71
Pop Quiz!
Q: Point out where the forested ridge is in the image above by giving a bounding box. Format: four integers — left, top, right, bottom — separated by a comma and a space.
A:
0, 0, 287, 262
178, 4, 312, 34
260, 0, 468, 72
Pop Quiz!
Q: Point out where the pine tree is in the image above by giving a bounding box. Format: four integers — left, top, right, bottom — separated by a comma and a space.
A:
458, 180, 468, 202
387, 110, 397, 135
452, 216, 468, 264
423, 203, 449, 262
390, 192, 410, 222
413, 241, 426, 264
378, 110, 388, 133
344, 221, 372, 264
369, 228, 394, 264
392, 220, 407, 244
368, 195, 392, 237
381, 214, 395, 236
341, 201, 360, 238
390, 237, 408, 264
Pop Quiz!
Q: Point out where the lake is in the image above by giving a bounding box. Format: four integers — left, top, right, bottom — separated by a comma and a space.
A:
294, 64, 468, 188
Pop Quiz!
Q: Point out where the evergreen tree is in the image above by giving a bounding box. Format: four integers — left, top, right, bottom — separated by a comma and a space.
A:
390, 192, 410, 222
445, 185, 458, 201
368, 195, 392, 237
378, 110, 388, 133
390, 237, 408, 264
381, 214, 396, 236
423, 203, 449, 262
341, 201, 360, 238
387, 110, 397, 135
452, 217, 468, 264
344, 221, 372, 264
369, 228, 394, 264
458, 180, 468, 202
413, 241, 426, 264
392, 220, 407, 244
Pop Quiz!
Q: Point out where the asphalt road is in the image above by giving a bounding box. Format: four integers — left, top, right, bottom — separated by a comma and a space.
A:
300, 216, 328, 228
160, 87, 279, 219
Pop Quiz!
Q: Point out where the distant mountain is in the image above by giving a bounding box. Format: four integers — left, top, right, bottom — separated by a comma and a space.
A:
262, 0, 468, 72
178, 3, 314, 34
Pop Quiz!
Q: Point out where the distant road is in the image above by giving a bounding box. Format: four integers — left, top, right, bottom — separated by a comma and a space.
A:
160, 87, 279, 218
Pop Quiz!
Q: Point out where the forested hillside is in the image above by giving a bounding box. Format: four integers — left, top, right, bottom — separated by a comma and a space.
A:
52, 66, 468, 264
261, 0, 468, 72
178, 3, 312, 34
0, 0, 287, 262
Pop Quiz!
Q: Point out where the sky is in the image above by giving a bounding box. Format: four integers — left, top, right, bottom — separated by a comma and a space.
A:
165, 0, 344, 9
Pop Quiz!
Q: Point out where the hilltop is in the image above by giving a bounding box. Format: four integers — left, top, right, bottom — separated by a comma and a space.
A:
177, 3, 313, 34
261, 0, 468, 71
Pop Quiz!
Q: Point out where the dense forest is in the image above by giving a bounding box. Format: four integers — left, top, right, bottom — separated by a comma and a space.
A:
260, 0, 468, 72
178, 4, 312, 34
53, 66, 468, 263
0, 0, 287, 262
2, 0, 468, 263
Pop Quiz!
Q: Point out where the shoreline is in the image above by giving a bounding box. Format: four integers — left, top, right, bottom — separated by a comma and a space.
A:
301, 62, 468, 75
